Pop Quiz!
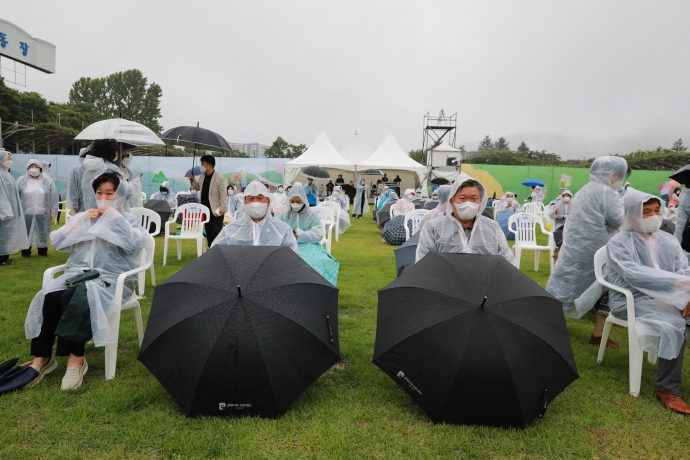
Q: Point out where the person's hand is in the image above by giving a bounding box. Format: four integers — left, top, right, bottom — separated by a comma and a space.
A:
189, 172, 195, 181
51, 209, 58, 217
73, 206, 79, 213
98, 206, 111, 216
220, 208, 227, 214
557, 214, 564, 219
87, 209, 100, 219
293, 232, 299, 240
683, 301, 690, 318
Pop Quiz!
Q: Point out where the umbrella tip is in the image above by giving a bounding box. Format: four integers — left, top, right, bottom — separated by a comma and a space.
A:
237, 285, 242, 298
480, 296, 487, 309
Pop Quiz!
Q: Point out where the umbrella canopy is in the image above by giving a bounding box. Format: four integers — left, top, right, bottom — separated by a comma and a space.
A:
394, 232, 420, 277
0, 358, 39, 396
138, 245, 341, 418
522, 179, 545, 187
300, 166, 331, 180
373, 252, 578, 428
431, 177, 449, 185
185, 166, 203, 178
670, 165, 690, 186
143, 200, 172, 232
360, 169, 383, 175
160, 125, 231, 152
75, 119, 164, 146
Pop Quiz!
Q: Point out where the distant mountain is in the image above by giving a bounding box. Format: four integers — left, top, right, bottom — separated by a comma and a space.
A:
459, 131, 690, 160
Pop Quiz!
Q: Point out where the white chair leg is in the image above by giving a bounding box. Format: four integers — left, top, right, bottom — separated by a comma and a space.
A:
534, 249, 540, 272
514, 247, 522, 269
597, 319, 614, 363
163, 237, 168, 266
629, 346, 643, 398
177, 240, 182, 260
335, 220, 339, 242
137, 270, 145, 297
549, 247, 555, 271
133, 305, 144, 347
196, 237, 203, 258
149, 262, 156, 287
105, 309, 121, 380
648, 352, 658, 365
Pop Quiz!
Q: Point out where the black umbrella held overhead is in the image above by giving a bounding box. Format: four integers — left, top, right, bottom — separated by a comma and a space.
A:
373, 252, 578, 429
301, 166, 331, 180
670, 164, 690, 187
394, 231, 420, 277
160, 123, 232, 168
138, 245, 340, 418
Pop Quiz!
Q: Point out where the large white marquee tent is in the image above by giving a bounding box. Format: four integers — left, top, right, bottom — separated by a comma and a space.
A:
283, 131, 354, 184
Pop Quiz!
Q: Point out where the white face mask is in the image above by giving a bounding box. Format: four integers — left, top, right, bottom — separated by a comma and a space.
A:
28, 168, 41, 177
246, 201, 268, 219
640, 214, 662, 234
562, 196, 571, 203
454, 201, 480, 220
277, 188, 284, 193
228, 190, 235, 196
121, 156, 133, 167
161, 191, 168, 195
290, 203, 304, 212
96, 199, 110, 209
3, 160, 13, 169
506, 197, 514, 204
83, 155, 104, 172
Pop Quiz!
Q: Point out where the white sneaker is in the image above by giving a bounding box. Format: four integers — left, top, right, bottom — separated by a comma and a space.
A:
60, 359, 88, 390
22, 356, 58, 389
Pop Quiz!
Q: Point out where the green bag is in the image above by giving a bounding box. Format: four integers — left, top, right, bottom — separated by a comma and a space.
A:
65, 270, 109, 288
55, 284, 93, 343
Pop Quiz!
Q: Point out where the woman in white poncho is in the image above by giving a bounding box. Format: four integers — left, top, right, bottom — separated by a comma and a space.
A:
149, 180, 177, 210
24, 171, 146, 390
16, 160, 59, 257
325, 185, 351, 234
605, 188, 690, 415
352, 177, 371, 218
0, 151, 30, 265
81, 140, 139, 212
416, 185, 452, 233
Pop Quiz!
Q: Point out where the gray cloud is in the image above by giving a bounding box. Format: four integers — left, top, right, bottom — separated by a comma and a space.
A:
3, 1, 689, 158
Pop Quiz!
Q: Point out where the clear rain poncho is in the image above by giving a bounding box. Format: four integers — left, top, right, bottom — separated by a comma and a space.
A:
16, 160, 59, 249
67, 160, 86, 212
272, 187, 288, 207
417, 185, 452, 232
352, 177, 371, 216
390, 189, 416, 217
149, 180, 177, 210
673, 187, 690, 259
119, 155, 143, 209
547, 189, 573, 230
0, 151, 30, 255
81, 155, 138, 212
530, 187, 545, 202
277, 183, 339, 285
211, 181, 298, 254
497, 192, 522, 213
605, 188, 690, 360
25, 178, 146, 346
416, 175, 515, 264
546, 156, 627, 313
325, 186, 351, 234
226, 186, 244, 216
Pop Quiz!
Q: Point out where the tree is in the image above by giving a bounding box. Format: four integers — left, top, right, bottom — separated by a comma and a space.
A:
264, 136, 292, 158
18, 92, 50, 124
477, 135, 493, 151
68, 69, 163, 134
0, 76, 20, 122
289, 143, 306, 159
671, 138, 687, 153
517, 141, 530, 154
408, 149, 427, 165
494, 137, 510, 151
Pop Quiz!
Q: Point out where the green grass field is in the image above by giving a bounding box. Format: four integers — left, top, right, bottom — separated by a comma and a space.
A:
0, 211, 688, 459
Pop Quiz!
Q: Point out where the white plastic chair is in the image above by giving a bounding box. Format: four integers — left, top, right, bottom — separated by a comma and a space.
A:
54, 199, 69, 225
523, 202, 545, 217
491, 200, 500, 220
404, 209, 429, 240
508, 212, 554, 271
311, 207, 335, 254
141, 191, 147, 202
163, 203, 210, 266
129, 207, 161, 297
41, 233, 155, 380
318, 201, 342, 242
593, 246, 658, 397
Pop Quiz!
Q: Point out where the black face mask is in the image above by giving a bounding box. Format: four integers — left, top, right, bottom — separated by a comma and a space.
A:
160, 187, 169, 194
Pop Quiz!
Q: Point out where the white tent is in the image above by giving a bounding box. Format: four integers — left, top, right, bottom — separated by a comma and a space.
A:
284, 131, 354, 185
339, 131, 374, 165
358, 132, 426, 193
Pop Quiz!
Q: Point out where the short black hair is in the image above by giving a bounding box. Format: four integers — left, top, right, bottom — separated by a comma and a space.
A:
92, 170, 121, 193
91, 139, 119, 163
200, 154, 215, 167
227, 184, 235, 190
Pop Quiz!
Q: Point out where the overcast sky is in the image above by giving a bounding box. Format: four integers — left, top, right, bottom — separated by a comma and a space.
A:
3, 1, 690, 158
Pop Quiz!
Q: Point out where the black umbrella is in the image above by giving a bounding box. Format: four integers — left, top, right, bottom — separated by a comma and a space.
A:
301, 166, 331, 180
160, 123, 232, 168
373, 252, 578, 428
431, 177, 449, 185
138, 245, 340, 418
0, 358, 39, 396
143, 200, 172, 232
360, 169, 383, 175
670, 165, 690, 187
394, 232, 420, 277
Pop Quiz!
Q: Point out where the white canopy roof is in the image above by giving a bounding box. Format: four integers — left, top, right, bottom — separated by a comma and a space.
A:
285, 131, 354, 170
339, 131, 373, 165
358, 132, 426, 173
431, 141, 462, 154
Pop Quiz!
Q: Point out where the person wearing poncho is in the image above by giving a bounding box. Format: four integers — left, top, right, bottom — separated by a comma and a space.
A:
16, 160, 59, 257
605, 188, 690, 415
277, 182, 339, 286
24, 171, 146, 390
325, 185, 351, 234
352, 177, 371, 218
149, 181, 176, 210
0, 151, 30, 265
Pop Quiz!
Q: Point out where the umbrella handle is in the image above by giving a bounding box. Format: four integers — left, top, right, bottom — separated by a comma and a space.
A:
325, 314, 334, 344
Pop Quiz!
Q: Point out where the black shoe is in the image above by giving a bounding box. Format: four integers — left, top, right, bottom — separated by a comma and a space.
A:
0, 259, 12, 266
21, 250, 31, 258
